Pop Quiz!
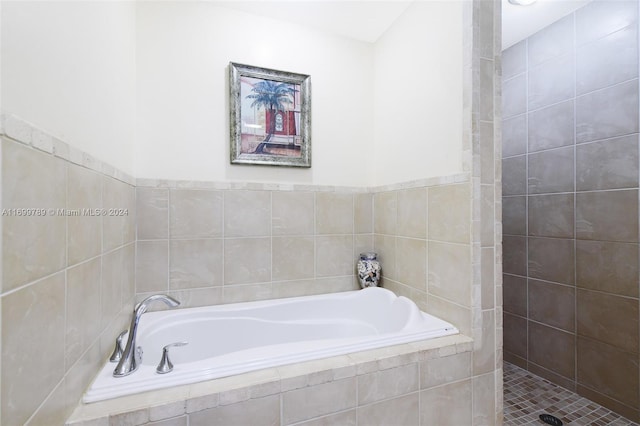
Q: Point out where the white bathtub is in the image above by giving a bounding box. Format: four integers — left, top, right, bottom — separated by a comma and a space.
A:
84, 287, 458, 403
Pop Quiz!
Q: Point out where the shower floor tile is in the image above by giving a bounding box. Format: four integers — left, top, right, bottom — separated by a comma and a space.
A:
504, 362, 639, 426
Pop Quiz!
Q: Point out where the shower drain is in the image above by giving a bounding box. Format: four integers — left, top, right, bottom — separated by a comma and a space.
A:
539, 413, 563, 426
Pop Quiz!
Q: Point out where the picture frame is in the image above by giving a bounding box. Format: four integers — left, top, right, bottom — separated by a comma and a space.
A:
229, 62, 311, 168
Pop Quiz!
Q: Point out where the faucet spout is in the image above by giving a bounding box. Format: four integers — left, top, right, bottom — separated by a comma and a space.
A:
113, 294, 180, 377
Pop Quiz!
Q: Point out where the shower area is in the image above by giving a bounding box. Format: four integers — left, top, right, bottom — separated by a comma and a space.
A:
502, 0, 640, 422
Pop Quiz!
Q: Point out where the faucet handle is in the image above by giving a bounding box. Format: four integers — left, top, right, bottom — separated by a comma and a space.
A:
156, 342, 188, 374
109, 330, 128, 363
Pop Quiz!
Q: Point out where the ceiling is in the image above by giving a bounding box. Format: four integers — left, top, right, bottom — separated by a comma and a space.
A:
502, 0, 594, 49
216, 0, 413, 43
216, 0, 595, 48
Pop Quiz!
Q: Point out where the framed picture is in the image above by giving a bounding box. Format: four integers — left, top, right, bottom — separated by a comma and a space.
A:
229, 62, 311, 167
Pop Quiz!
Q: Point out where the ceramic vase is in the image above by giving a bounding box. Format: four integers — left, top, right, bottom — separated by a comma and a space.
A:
357, 252, 381, 289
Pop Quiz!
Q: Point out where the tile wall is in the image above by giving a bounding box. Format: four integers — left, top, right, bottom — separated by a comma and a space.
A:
134, 183, 371, 306
372, 179, 473, 335
502, 0, 640, 420
66, 335, 478, 426
0, 117, 136, 425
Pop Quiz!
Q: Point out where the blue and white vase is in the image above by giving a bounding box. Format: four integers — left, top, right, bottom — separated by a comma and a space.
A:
357, 252, 381, 289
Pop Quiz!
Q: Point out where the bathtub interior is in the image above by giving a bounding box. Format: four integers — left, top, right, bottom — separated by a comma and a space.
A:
137, 288, 427, 366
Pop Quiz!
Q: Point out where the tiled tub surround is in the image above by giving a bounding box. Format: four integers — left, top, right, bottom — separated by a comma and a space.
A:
502, 0, 640, 420
134, 182, 372, 306
67, 335, 478, 426
0, 117, 137, 425
372, 181, 474, 337
135, 175, 481, 312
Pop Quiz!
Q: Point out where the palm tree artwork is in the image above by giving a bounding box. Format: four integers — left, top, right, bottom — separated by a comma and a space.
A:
245, 80, 298, 154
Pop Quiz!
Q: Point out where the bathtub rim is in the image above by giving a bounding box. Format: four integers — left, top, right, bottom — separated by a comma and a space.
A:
67, 333, 474, 425
83, 287, 459, 403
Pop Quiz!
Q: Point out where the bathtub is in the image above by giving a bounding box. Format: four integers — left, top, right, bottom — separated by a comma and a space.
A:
83, 287, 458, 403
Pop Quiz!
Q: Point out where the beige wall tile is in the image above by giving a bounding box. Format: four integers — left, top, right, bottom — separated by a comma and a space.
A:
66, 258, 102, 368
25, 379, 71, 426
224, 238, 271, 285
170, 189, 223, 239
396, 238, 427, 292
63, 342, 104, 421
420, 352, 471, 389
101, 248, 124, 328
354, 234, 374, 260
473, 310, 496, 375
282, 377, 356, 424
136, 241, 169, 293
170, 239, 223, 289
137, 187, 169, 240
374, 234, 396, 282
354, 193, 373, 234
428, 183, 471, 244
272, 236, 315, 281
481, 248, 495, 309
357, 363, 419, 405
2, 273, 65, 426
103, 177, 129, 251
124, 184, 136, 244
189, 395, 279, 426
67, 163, 102, 265
109, 409, 149, 425
428, 295, 472, 336
316, 192, 353, 235
224, 190, 271, 237
272, 276, 357, 299
397, 188, 427, 239
295, 410, 356, 426
373, 191, 397, 235
2, 139, 66, 292
420, 380, 472, 426
271, 278, 321, 299
160, 287, 223, 309
481, 184, 495, 246
383, 280, 428, 312
147, 416, 188, 426
122, 243, 136, 306
480, 121, 495, 185
357, 393, 419, 426
316, 235, 354, 277
272, 191, 314, 236
473, 373, 496, 426
223, 283, 273, 304
428, 241, 472, 307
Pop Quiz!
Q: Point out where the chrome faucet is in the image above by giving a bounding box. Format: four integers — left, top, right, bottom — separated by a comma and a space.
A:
113, 294, 180, 378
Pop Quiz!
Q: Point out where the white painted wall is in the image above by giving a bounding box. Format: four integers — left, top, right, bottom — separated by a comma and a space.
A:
2, 1, 466, 186
373, 1, 464, 186
1, 1, 137, 175
135, 2, 374, 186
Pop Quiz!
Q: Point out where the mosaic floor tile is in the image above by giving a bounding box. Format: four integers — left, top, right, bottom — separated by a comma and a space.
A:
504, 362, 639, 426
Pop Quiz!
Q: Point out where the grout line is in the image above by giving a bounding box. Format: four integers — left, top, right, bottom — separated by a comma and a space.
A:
573, 9, 579, 390
524, 34, 530, 371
